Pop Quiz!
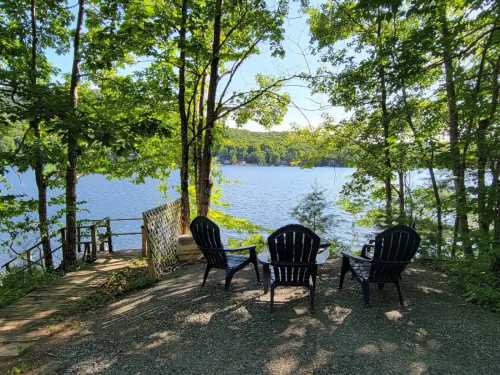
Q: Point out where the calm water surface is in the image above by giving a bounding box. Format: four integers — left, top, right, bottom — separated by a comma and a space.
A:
3, 166, 434, 265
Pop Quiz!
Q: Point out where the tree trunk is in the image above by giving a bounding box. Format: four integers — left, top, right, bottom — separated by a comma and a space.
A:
492, 161, 500, 247
477, 56, 499, 252
397, 170, 405, 223
439, 4, 471, 256
477, 119, 489, 243
193, 72, 206, 215
64, 0, 84, 269
401, 83, 443, 256
428, 154, 444, 258
377, 18, 392, 226
178, 0, 190, 232
491, 161, 500, 272
33, 133, 52, 269
195, 74, 206, 215
29, 0, 53, 269
198, 0, 223, 217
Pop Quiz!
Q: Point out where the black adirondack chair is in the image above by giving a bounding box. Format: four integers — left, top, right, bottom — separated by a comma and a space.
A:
361, 219, 417, 260
266, 224, 321, 312
190, 216, 260, 290
339, 225, 421, 306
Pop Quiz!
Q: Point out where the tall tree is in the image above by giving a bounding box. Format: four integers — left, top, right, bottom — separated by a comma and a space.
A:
309, 0, 399, 225
30, 0, 51, 268
0, 0, 71, 268
62, 0, 85, 268
194, 0, 291, 216
178, 0, 191, 232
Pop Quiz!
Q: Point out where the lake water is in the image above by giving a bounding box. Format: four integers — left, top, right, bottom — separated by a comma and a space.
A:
2, 166, 435, 266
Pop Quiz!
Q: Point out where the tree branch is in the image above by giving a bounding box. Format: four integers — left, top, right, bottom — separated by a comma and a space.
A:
216, 75, 298, 120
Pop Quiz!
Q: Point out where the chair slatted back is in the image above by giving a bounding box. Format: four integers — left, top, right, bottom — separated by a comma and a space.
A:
267, 224, 320, 285
190, 216, 227, 268
370, 225, 421, 281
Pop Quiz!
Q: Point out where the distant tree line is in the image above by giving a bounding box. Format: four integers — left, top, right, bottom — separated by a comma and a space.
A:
215, 128, 346, 167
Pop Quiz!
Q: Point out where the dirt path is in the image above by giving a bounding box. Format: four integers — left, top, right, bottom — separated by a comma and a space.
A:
3, 257, 500, 374
0, 252, 139, 358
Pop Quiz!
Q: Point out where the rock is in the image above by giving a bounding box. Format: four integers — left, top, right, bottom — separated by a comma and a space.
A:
177, 234, 201, 263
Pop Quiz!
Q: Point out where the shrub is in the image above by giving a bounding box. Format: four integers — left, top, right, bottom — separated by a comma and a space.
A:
448, 258, 500, 313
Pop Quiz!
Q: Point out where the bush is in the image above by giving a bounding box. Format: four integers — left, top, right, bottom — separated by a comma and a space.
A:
448, 258, 500, 312
0, 267, 59, 308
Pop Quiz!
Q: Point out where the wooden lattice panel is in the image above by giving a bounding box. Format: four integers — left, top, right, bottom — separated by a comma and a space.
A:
143, 200, 181, 279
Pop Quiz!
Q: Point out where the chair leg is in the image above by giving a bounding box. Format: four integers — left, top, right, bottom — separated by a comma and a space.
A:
225, 274, 233, 291
377, 283, 385, 290
270, 285, 275, 312
202, 265, 211, 287
362, 282, 370, 307
263, 264, 270, 294
395, 281, 405, 306
253, 260, 260, 282
339, 256, 349, 289
309, 286, 315, 313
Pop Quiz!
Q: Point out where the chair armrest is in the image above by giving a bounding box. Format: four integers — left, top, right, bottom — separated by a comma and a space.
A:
341, 251, 372, 264
372, 259, 410, 265
224, 246, 256, 253
361, 244, 374, 258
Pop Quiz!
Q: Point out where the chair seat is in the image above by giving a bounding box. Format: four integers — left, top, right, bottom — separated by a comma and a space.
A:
349, 259, 371, 281
226, 254, 250, 270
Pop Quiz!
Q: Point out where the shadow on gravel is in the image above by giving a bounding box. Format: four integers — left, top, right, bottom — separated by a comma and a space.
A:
13, 258, 500, 374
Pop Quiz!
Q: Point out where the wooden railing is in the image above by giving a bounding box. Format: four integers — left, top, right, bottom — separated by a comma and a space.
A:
1, 217, 146, 273
1, 240, 62, 273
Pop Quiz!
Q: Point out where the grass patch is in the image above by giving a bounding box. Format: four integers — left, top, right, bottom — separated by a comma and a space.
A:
0, 267, 59, 309
66, 259, 157, 314
7, 363, 33, 375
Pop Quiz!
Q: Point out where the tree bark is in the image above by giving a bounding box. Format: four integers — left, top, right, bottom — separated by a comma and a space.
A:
195, 73, 206, 215
33, 131, 52, 269
477, 118, 489, 238
377, 18, 392, 226
64, 0, 84, 268
397, 170, 405, 223
29, 0, 53, 269
491, 161, 500, 272
428, 149, 444, 257
492, 161, 500, 247
401, 84, 443, 256
476, 54, 499, 252
198, 0, 223, 217
439, 4, 471, 256
178, 0, 190, 232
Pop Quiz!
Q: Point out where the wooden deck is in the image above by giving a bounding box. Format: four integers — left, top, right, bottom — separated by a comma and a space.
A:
0, 251, 140, 358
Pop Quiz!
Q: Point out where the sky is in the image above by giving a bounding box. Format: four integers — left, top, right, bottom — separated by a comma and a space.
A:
224, 0, 349, 131
47, 0, 348, 132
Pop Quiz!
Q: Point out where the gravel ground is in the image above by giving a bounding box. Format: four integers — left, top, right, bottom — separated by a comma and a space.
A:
6, 258, 500, 374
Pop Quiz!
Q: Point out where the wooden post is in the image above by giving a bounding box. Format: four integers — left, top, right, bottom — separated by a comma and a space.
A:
26, 249, 32, 272
77, 226, 81, 253
91, 224, 97, 261
141, 225, 148, 257
106, 218, 113, 253
84, 242, 91, 262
